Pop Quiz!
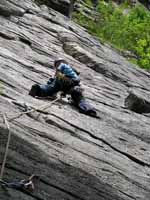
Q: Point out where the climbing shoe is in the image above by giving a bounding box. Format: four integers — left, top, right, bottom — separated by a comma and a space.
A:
29, 84, 41, 97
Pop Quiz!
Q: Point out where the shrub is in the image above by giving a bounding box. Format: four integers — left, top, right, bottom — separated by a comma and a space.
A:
73, 1, 150, 69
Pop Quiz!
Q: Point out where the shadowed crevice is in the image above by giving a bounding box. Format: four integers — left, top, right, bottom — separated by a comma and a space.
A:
125, 91, 150, 114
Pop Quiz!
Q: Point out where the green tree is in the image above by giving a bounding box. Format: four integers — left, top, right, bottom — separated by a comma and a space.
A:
73, 1, 150, 69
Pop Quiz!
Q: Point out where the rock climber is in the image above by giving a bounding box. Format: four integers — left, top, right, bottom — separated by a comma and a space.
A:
29, 58, 97, 117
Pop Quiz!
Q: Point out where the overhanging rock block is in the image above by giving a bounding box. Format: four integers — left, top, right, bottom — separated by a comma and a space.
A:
124, 89, 150, 113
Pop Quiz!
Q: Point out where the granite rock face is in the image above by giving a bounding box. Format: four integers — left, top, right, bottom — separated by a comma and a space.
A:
1, 1, 150, 200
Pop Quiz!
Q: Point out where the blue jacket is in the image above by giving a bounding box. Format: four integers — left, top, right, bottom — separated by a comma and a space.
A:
57, 63, 79, 81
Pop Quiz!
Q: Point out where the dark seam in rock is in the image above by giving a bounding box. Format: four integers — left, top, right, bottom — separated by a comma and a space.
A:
118, 190, 137, 200
0, 31, 15, 40
70, 147, 122, 171
0, 93, 15, 101
19, 37, 32, 46
50, 114, 150, 167
45, 117, 103, 146
118, 172, 150, 191
87, 97, 118, 108
0, 78, 16, 89
40, 179, 86, 200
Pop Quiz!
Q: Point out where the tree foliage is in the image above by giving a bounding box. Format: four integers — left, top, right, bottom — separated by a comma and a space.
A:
73, 1, 150, 69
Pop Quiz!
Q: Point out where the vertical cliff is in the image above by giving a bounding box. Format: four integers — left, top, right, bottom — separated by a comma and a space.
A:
0, 0, 150, 200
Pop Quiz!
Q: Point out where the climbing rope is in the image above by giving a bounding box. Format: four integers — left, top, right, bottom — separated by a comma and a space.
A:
0, 94, 61, 183
0, 114, 11, 180
9, 95, 61, 121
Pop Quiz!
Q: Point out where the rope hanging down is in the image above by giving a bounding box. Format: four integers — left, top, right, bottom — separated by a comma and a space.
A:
9, 95, 61, 122
0, 95, 61, 183
0, 114, 11, 180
